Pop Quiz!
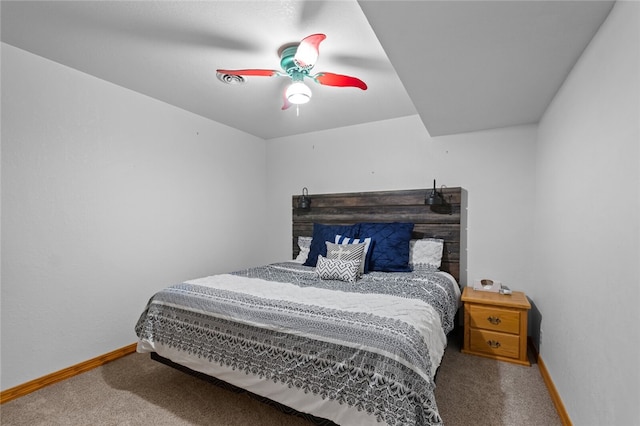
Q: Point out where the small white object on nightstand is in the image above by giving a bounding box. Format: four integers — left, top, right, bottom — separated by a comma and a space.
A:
499, 286, 512, 295
472, 279, 502, 293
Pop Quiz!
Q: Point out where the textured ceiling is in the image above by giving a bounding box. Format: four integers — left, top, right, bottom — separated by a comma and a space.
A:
1, 1, 614, 139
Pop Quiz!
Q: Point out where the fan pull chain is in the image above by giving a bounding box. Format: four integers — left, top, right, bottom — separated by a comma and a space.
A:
296, 105, 300, 117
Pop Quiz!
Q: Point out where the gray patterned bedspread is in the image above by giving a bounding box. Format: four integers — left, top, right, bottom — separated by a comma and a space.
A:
135, 262, 460, 426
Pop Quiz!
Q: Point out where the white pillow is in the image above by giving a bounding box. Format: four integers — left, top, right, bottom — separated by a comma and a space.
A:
409, 238, 444, 269
316, 255, 360, 282
293, 236, 312, 263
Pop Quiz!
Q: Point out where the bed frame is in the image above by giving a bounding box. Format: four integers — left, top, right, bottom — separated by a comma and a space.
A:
153, 187, 463, 425
150, 352, 338, 425
292, 187, 462, 282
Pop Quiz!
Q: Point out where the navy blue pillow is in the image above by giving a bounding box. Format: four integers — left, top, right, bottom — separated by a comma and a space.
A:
357, 222, 414, 272
304, 223, 360, 267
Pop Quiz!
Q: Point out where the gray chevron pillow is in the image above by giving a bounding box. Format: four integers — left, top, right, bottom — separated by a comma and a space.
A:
316, 255, 360, 282
325, 241, 365, 278
326, 241, 365, 262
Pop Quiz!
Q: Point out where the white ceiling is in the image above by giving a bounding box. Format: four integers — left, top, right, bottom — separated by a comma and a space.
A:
1, 1, 614, 139
360, 0, 615, 136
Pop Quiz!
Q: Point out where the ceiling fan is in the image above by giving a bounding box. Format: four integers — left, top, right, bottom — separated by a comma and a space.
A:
216, 34, 367, 111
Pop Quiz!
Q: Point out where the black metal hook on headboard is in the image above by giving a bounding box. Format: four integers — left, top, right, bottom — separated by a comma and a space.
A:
426, 180, 453, 215
298, 187, 311, 210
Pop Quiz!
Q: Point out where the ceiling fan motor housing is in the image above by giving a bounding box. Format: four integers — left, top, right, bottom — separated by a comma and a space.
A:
281, 45, 309, 81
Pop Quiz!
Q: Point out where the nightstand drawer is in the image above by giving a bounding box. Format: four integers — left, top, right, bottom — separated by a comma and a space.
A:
468, 305, 520, 334
469, 329, 520, 359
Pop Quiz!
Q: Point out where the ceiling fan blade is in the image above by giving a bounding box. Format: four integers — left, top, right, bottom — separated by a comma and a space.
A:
216, 69, 280, 77
312, 72, 368, 90
294, 33, 326, 69
281, 91, 293, 110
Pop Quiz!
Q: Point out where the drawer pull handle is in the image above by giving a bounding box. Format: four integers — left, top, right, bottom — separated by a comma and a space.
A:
487, 340, 501, 348
487, 316, 502, 325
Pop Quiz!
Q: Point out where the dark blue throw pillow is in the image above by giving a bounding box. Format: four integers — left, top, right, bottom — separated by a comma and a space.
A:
357, 222, 414, 272
304, 223, 360, 267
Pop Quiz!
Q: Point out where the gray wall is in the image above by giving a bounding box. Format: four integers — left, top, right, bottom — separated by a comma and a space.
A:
1, 43, 269, 389
534, 2, 639, 424
265, 116, 538, 291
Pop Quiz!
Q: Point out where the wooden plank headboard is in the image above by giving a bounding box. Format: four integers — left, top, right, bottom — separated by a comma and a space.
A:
292, 188, 462, 282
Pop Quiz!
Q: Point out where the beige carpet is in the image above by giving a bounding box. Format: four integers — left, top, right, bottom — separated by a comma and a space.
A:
1, 334, 561, 425
434, 334, 561, 425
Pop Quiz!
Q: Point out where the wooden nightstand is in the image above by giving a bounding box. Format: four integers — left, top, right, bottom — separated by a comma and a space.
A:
461, 286, 531, 366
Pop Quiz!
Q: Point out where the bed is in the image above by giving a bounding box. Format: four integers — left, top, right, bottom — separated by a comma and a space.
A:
135, 188, 463, 426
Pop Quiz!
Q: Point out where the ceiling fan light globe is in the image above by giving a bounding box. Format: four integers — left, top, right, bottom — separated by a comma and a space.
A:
286, 82, 312, 105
